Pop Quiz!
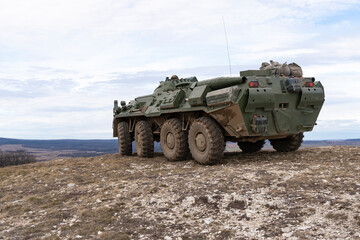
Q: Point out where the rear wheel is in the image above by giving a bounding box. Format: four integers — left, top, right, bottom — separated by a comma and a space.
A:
270, 133, 304, 152
160, 118, 189, 161
117, 122, 132, 156
135, 120, 154, 158
237, 140, 265, 153
188, 117, 224, 165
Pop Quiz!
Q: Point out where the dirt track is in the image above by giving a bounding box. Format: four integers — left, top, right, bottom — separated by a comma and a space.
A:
0, 146, 359, 239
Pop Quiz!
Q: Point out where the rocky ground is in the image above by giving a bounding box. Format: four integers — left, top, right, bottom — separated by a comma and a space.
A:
0, 146, 359, 240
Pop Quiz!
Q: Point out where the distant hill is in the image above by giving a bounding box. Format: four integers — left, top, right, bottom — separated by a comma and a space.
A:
0, 137, 359, 161
302, 139, 360, 147
0, 137, 161, 160
0, 138, 119, 153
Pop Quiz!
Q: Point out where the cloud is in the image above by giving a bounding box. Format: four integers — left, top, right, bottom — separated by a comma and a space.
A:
0, 0, 360, 139
307, 119, 360, 140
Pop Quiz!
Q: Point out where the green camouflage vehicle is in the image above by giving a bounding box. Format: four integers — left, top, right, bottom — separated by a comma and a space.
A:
113, 61, 325, 164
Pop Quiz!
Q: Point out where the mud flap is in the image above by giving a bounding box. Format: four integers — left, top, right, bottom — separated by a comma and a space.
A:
209, 104, 249, 137
272, 109, 291, 133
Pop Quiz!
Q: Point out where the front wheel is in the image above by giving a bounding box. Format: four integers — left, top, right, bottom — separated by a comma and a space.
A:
188, 117, 224, 165
270, 133, 304, 152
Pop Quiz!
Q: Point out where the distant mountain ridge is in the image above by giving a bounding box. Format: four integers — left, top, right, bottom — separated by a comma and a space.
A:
0, 137, 359, 161
0, 138, 119, 153
302, 139, 360, 147
0, 137, 161, 160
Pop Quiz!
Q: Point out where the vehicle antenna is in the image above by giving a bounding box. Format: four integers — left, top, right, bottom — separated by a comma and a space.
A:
222, 16, 232, 76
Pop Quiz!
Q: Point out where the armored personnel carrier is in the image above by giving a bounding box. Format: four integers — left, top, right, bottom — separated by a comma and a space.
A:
113, 61, 325, 164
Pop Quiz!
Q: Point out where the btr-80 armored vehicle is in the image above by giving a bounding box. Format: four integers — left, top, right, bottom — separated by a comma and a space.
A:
113, 61, 324, 164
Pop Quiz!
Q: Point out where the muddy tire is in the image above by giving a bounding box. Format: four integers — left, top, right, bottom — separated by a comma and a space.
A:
135, 120, 154, 158
117, 122, 132, 156
237, 140, 265, 153
188, 117, 224, 165
160, 118, 189, 161
270, 133, 304, 152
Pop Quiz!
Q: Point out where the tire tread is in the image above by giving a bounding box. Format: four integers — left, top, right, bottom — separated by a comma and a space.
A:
189, 117, 225, 165
270, 133, 304, 152
135, 121, 154, 158
117, 122, 132, 156
238, 140, 265, 153
161, 118, 189, 161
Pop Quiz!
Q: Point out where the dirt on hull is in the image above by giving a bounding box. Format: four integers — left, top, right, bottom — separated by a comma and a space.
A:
0, 146, 359, 239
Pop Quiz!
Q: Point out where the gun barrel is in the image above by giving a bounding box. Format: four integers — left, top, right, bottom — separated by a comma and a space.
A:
196, 77, 243, 90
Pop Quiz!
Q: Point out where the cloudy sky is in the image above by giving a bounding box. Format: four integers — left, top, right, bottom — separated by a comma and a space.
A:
1, 0, 360, 140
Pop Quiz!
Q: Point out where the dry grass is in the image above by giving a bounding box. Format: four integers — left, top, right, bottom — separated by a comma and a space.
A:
0, 146, 359, 239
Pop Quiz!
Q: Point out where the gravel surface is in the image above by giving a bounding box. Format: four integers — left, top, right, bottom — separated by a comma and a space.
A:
0, 146, 359, 239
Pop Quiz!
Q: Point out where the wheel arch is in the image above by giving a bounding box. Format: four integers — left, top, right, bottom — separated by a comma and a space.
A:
113, 117, 130, 137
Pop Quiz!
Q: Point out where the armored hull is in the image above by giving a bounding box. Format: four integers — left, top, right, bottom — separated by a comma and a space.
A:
113, 66, 324, 164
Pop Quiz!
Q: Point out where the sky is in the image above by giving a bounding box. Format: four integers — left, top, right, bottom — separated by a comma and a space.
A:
1, 0, 360, 140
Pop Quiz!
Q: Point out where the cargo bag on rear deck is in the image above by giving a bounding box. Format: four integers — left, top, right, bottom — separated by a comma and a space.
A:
289, 62, 303, 77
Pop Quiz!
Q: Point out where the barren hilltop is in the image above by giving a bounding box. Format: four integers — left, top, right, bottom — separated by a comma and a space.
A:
1, 146, 359, 239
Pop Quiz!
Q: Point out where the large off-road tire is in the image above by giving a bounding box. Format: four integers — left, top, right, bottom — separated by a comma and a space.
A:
117, 122, 132, 156
188, 117, 225, 165
160, 118, 189, 161
237, 140, 265, 153
270, 133, 304, 152
135, 120, 154, 158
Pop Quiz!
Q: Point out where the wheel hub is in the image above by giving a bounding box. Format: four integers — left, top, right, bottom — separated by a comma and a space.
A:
195, 133, 206, 151
166, 132, 175, 149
